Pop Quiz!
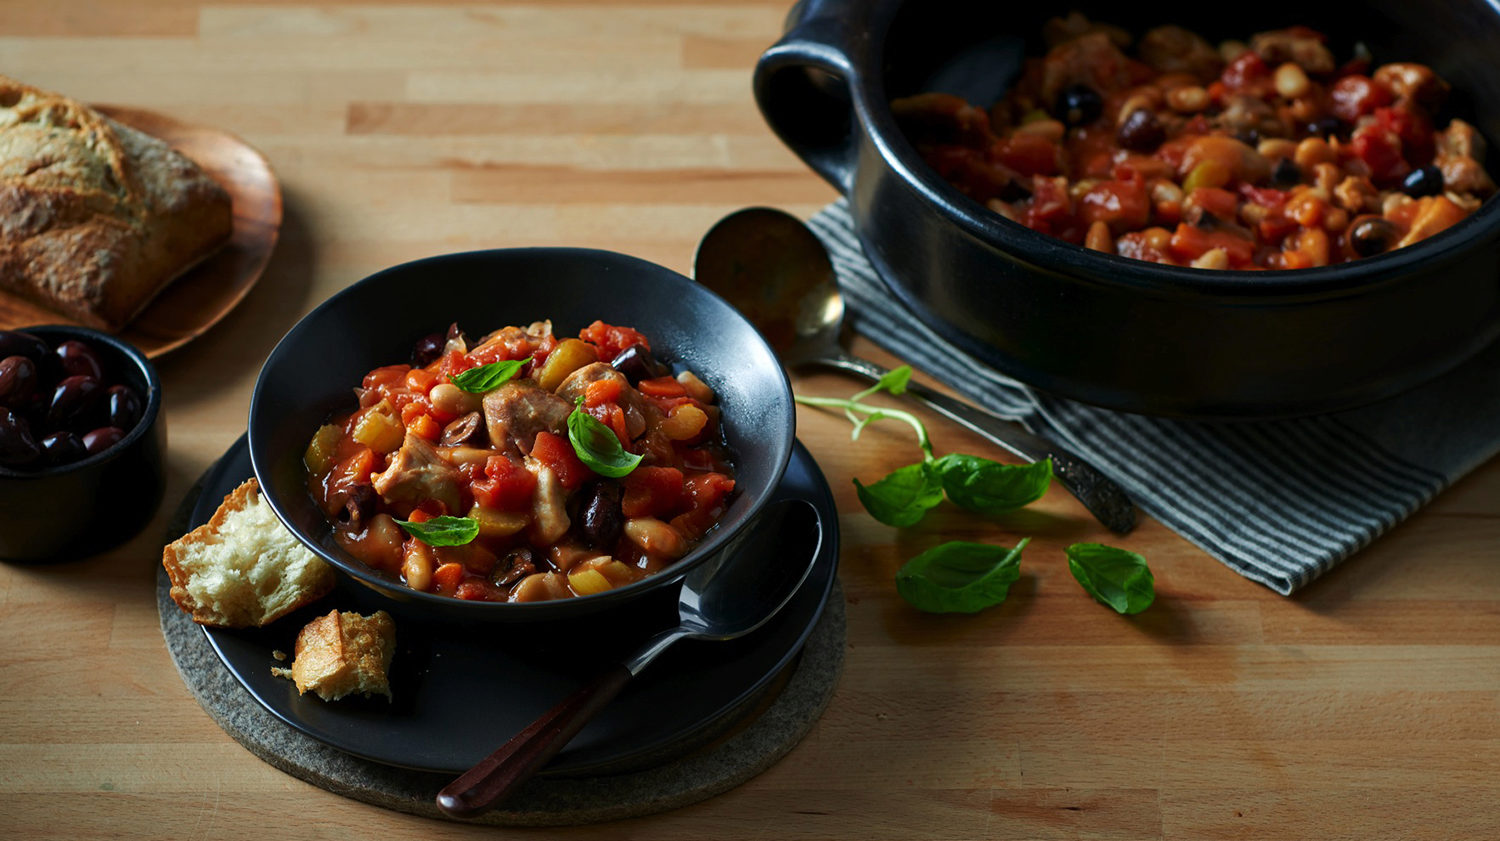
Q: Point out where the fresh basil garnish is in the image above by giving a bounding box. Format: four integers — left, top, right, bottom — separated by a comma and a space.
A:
853, 462, 943, 528
896, 538, 1029, 613
567, 399, 642, 478
450, 359, 525, 393
934, 454, 1052, 515
1065, 543, 1155, 614
395, 515, 480, 546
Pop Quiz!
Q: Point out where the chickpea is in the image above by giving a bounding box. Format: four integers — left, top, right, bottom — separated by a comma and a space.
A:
624, 517, 689, 560
1273, 63, 1311, 99
1167, 85, 1210, 113
1190, 248, 1229, 270
676, 370, 715, 403
1294, 137, 1336, 169
429, 382, 480, 418
1084, 220, 1114, 252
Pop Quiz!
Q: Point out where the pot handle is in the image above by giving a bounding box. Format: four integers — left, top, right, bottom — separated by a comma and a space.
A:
754, 0, 859, 194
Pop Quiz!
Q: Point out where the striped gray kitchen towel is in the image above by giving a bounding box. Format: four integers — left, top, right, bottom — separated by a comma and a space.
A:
808, 199, 1500, 594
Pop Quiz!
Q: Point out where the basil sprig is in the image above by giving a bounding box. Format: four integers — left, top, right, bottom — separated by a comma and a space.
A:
796, 365, 1155, 614
450, 359, 525, 393
567, 398, 642, 478
395, 515, 480, 546
1065, 543, 1155, 614
896, 538, 1029, 614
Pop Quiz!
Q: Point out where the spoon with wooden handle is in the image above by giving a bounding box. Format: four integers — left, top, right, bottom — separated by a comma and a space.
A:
694, 207, 1136, 535
436, 498, 823, 819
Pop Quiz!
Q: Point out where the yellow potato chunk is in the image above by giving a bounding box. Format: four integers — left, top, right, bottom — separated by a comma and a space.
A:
303, 423, 342, 475
352, 402, 404, 454
568, 568, 613, 596
535, 339, 598, 392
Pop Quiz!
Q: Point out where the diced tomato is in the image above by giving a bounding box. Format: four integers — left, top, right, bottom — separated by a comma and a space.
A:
1329, 75, 1391, 123
622, 466, 686, 519
437, 349, 477, 381
1025, 175, 1074, 235
1256, 213, 1299, 244
472, 455, 537, 510
670, 473, 736, 539
579, 321, 649, 361
1078, 177, 1150, 234
584, 378, 623, 407
330, 446, 376, 490
407, 508, 432, 524
638, 377, 687, 399
399, 401, 427, 425
1220, 51, 1268, 91
531, 430, 592, 491
588, 402, 630, 447
1350, 122, 1411, 186
992, 132, 1059, 177
432, 562, 465, 595
362, 365, 410, 392
408, 413, 440, 442
405, 367, 439, 395
1185, 187, 1239, 221
1240, 184, 1287, 209
1168, 224, 1255, 266
1373, 106, 1434, 166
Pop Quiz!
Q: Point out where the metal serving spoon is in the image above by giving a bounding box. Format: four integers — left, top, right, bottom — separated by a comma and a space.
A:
436, 498, 822, 819
694, 207, 1136, 535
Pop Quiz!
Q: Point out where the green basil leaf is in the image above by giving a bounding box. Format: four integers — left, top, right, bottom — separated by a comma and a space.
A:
567, 400, 642, 478
872, 366, 912, 396
853, 461, 943, 528
895, 538, 1029, 613
450, 359, 526, 393
394, 515, 480, 547
1065, 543, 1155, 614
934, 454, 1052, 515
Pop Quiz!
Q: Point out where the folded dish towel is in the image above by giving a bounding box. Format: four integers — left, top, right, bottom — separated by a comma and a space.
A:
808, 199, 1500, 594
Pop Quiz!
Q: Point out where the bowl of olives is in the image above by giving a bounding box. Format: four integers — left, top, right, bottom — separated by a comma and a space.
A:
0, 326, 166, 562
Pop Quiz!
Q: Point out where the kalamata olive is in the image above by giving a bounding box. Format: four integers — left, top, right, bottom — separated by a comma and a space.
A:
0, 330, 49, 365
1116, 108, 1165, 152
47, 375, 102, 431
0, 355, 39, 408
1306, 116, 1342, 138
1234, 128, 1261, 148
609, 343, 668, 385
337, 484, 379, 529
578, 481, 624, 550
440, 410, 485, 447
81, 426, 126, 455
1402, 164, 1444, 197
1271, 157, 1303, 188
39, 431, 87, 466
0, 407, 41, 467
1054, 84, 1103, 127
103, 384, 143, 431
1348, 216, 1400, 257
54, 340, 104, 381
410, 332, 445, 367
493, 547, 537, 587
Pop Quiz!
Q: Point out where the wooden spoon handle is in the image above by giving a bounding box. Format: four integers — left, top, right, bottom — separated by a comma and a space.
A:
435, 663, 633, 819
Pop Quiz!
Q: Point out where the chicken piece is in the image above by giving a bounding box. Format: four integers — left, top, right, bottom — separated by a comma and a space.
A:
1249, 27, 1334, 74
524, 456, 571, 544
371, 433, 462, 514
1138, 25, 1223, 82
555, 362, 649, 439
1434, 119, 1496, 196
1373, 63, 1449, 111
1437, 118, 1486, 160
1216, 93, 1288, 140
483, 380, 572, 455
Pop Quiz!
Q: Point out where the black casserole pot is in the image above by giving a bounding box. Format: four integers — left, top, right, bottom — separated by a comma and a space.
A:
755, 0, 1500, 418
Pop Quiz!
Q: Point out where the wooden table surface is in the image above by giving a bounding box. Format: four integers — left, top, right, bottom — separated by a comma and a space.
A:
3, 2, 1498, 839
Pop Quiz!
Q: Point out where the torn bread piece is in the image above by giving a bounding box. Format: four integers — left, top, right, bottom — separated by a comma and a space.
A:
162, 477, 334, 628
273, 610, 396, 702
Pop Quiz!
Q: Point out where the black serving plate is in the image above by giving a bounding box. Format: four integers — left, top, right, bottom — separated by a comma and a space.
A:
194, 434, 839, 775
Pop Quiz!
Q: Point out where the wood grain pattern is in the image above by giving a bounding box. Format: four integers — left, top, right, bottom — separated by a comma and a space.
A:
0, 2, 1496, 839
0, 105, 281, 357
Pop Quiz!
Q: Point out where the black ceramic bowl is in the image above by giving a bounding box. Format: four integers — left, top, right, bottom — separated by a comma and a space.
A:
756, 0, 1500, 418
248, 248, 796, 625
0, 326, 166, 562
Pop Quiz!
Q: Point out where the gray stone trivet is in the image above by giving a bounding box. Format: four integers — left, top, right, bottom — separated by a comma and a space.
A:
158, 480, 845, 826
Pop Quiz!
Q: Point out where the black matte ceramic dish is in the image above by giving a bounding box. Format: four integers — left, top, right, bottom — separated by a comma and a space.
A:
0, 326, 166, 562
756, 0, 1500, 418
249, 248, 795, 624
199, 434, 836, 774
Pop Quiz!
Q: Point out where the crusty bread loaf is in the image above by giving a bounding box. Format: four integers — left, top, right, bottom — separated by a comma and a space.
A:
273, 610, 396, 702
0, 75, 233, 330
162, 478, 334, 628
